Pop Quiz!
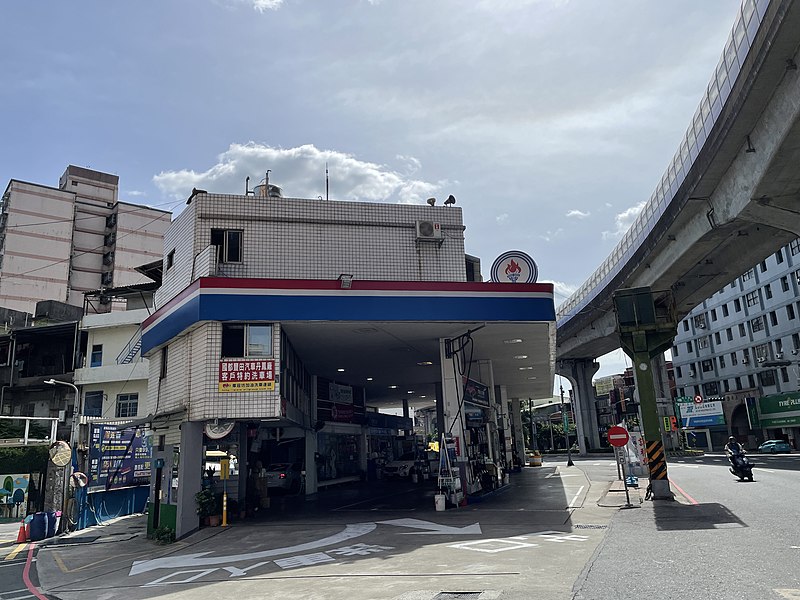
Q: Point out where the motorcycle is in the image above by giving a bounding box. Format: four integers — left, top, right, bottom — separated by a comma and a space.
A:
727, 451, 754, 482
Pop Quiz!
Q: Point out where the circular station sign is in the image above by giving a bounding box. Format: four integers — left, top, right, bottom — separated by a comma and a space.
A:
490, 250, 538, 284
607, 426, 630, 448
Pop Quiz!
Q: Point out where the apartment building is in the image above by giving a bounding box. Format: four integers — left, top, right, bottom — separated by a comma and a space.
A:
0, 166, 171, 314
672, 238, 800, 449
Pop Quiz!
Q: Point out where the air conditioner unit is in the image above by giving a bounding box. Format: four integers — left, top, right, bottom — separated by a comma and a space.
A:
415, 220, 442, 241
757, 357, 765, 363
776, 352, 783, 359
697, 323, 706, 329
688, 370, 696, 377
742, 357, 749, 364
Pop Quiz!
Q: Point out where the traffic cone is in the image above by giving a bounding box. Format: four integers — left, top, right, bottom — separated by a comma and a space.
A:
16, 522, 27, 543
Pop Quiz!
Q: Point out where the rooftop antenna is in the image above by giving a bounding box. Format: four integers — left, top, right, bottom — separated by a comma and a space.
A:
245, 176, 250, 196
265, 170, 271, 193
325, 162, 329, 201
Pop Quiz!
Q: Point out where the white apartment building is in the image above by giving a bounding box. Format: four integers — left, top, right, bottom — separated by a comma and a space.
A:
672, 238, 800, 450
0, 166, 171, 314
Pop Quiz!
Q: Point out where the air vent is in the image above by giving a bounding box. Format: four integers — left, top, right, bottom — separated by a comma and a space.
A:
415, 220, 442, 241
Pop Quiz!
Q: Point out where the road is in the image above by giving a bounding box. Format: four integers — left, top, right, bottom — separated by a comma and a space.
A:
0, 522, 35, 600
574, 452, 800, 600
24, 453, 800, 600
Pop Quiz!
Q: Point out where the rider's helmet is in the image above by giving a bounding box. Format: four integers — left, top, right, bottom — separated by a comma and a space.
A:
728, 436, 736, 442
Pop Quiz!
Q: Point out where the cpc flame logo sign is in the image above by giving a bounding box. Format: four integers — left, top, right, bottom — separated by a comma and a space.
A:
490, 251, 538, 283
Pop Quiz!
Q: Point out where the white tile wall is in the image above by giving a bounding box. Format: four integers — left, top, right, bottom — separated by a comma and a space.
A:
156, 194, 467, 306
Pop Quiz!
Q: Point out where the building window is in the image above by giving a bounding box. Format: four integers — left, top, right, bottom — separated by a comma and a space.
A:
734, 298, 742, 312
723, 379, 730, 392
714, 331, 721, 345
755, 343, 769, 362
211, 229, 243, 263
748, 374, 756, 388
676, 366, 682, 378
719, 354, 726, 369
782, 276, 790, 292
686, 341, 692, 353
739, 323, 746, 337
166, 250, 175, 269
769, 311, 778, 327
758, 370, 776, 387
683, 321, 689, 332
741, 269, 754, 283
726, 328, 733, 341
730, 352, 738, 366
221, 324, 274, 358
750, 317, 764, 333
776, 248, 784, 264
84, 391, 104, 418
697, 337, 710, 350
793, 333, 800, 350
795, 270, 800, 286
788, 304, 796, 320
760, 260, 767, 272
735, 377, 742, 391
115, 393, 138, 418
790, 238, 800, 256
90, 345, 103, 368
702, 382, 719, 396
745, 291, 758, 307
160, 346, 168, 380
693, 314, 708, 329
701, 359, 714, 373
710, 308, 717, 321
722, 304, 729, 317
781, 367, 790, 383
672, 345, 679, 357
764, 284, 772, 300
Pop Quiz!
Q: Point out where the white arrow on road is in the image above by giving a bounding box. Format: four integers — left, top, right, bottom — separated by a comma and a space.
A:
378, 518, 481, 535
128, 522, 377, 576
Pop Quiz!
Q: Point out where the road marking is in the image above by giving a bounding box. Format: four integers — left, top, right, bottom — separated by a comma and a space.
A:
669, 464, 699, 468
756, 468, 774, 473
22, 545, 48, 600
568, 486, 585, 508
4, 594, 36, 600
378, 519, 481, 535
669, 477, 699, 505
129, 522, 377, 576
774, 589, 800, 599
4, 543, 28, 561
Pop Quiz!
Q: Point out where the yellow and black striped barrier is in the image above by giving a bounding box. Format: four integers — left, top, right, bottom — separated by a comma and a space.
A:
646, 440, 668, 480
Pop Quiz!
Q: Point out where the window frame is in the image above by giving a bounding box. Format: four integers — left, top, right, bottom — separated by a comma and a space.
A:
211, 228, 243, 264
90, 344, 103, 368
115, 393, 139, 418
221, 323, 274, 358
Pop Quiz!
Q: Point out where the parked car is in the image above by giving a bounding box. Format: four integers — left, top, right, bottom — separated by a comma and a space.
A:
265, 462, 303, 492
382, 452, 419, 479
758, 440, 792, 454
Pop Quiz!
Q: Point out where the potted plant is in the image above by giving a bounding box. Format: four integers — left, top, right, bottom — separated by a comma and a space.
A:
195, 489, 216, 526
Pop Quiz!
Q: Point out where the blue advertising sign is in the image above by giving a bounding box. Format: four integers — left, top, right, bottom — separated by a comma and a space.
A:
88, 424, 151, 493
679, 401, 725, 427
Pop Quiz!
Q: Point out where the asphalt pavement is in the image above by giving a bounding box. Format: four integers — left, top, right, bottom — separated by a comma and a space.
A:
23, 452, 800, 600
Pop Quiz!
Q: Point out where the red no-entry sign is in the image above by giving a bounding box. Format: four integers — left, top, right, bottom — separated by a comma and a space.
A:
607, 426, 630, 447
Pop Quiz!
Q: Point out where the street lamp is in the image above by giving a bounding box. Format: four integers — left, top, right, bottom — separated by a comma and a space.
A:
45, 379, 80, 444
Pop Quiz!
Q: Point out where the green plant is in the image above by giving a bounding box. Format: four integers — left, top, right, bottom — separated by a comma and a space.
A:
195, 489, 216, 518
149, 525, 175, 544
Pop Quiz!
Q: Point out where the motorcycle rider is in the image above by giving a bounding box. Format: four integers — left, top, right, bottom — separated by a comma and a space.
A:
725, 435, 746, 469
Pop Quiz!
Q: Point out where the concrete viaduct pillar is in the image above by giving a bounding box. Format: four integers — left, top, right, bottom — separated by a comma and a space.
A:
558, 359, 601, 453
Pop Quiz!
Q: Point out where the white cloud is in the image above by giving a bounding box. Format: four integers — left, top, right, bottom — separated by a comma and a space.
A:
539, 228, 563, 242
496, 213, 509, 223
252, 0, 283, 11
565, 209, 589, 219
125, 190, 145, 197
551, 280, 577, 305
601, 201, 645, 240
153, 142, 446, 205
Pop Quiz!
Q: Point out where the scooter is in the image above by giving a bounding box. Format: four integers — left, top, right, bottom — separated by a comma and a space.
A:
728, 452, 754, 482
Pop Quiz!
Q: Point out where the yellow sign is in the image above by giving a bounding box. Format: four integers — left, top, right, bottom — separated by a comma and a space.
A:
220, 458, 230, 480
218, 380, 276, 393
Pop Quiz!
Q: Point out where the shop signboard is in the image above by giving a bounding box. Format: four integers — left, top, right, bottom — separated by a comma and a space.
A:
218, 359, 275, 392
679, 401, 725, 427
329, 383, 353, 404
758, 392, 800, 427
88, 424, 151, 492
462, 376, 490, 408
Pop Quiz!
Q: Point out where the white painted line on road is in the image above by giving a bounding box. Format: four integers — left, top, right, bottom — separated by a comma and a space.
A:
568, 486, 585, 508
0, 589, 31, 596
5, 594, 36, 600
669, 464, 699, 468
756, 468, 775, 473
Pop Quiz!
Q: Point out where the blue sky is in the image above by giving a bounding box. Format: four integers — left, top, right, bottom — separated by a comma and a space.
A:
1, 0, 739, 378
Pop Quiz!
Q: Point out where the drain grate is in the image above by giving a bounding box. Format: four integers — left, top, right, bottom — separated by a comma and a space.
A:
434, 594, 483, 599
573, 524, 608, 530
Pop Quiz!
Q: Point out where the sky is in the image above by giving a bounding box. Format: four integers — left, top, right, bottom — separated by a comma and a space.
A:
0, 0, 741, 381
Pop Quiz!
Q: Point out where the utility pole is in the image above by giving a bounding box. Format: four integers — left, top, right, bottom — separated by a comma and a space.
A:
528, 398, 537, 452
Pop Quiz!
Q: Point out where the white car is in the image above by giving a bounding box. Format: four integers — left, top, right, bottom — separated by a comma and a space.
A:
382, 452, 418, 479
